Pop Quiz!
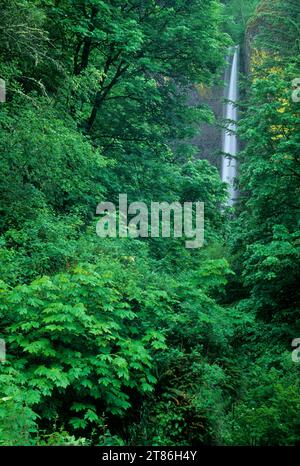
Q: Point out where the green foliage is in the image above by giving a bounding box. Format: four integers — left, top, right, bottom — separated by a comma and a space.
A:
0, 0, 299, 448
232, 2, 300, 324
224, 0, 300, 446
222, 0, 259, 43
0, 260, 161, 421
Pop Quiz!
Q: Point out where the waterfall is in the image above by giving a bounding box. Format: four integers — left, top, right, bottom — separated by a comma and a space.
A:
222, 45, 239, 206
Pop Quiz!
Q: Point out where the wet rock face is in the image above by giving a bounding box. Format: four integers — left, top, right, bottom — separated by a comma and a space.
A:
189, 83, 224, 171
188, 46, 246, 173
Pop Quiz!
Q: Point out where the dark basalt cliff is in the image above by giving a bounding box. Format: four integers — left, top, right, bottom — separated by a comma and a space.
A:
189, 82, 224, 170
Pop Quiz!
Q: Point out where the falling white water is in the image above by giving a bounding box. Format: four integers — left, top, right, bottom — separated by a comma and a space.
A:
222, 46, 239, 206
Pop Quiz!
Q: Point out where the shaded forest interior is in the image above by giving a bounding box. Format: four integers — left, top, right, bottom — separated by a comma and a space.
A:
0, 0, 299, 446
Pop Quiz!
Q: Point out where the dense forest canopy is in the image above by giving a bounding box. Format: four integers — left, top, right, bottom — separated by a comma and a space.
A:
0, 0, 299, 446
